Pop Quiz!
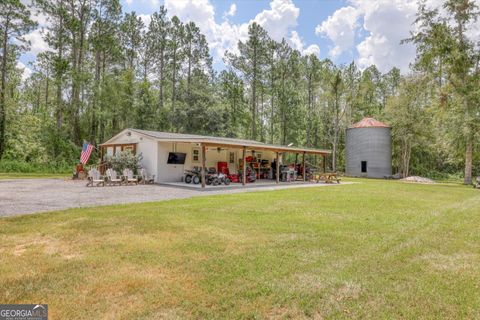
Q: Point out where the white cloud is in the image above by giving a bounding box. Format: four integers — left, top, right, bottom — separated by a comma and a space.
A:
24, 28, 49, 54
315, 6, 359, 58
225, 3, 237, 17
315, 0, 423, 72
289, 31, 320, 57
355, 0, 418, 73
289, 30, 303, 51
21, 3, 50, 55
138, 14, 152, 28
165, 0, 305, 61
303, 44, 320, 57
253, 0, 299, 41
165, 0, 229, 58
17, 61, 32, 81
316, 0, 480, 73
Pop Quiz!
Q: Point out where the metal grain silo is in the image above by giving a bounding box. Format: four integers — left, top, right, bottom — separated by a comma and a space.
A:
346, 118, 392, 178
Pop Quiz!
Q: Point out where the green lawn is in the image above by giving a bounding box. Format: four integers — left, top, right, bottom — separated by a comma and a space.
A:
0, 180, 479, 319
0, 172, 69, 179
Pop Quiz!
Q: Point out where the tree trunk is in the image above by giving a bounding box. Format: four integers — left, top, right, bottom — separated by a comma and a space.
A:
0, 18, 10, 159
158, 47, 164, 111
71, 0, 88, 145
332, 129, 338, 172
55, 2, 64, 130
269, 62, 275, 144
171, 45, 177, 132
464, 137, 473, 185
251, 46, 257, 140
260, 85, 264, 142
270, 95, 274, 144
306, 72, 312, 147
45, 68, 49, 110
90, 49, 101, 143
187, 41, 192, 103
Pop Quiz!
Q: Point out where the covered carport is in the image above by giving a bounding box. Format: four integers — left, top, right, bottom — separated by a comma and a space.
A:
197, 141, 330, 189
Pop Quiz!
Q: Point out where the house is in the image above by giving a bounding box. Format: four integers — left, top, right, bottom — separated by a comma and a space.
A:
99, 128, 331, 188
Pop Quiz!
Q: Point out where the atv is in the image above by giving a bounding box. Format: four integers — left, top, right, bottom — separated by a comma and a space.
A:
184, 166, 202, 184
208, 172, 231, 186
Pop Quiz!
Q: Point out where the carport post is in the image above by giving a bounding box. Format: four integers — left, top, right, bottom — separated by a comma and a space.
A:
201, 144, 206, 188
242, 146, 247, 186
276, 152, 280, 184
302, 151, 306, 182
323, 154, 326, 173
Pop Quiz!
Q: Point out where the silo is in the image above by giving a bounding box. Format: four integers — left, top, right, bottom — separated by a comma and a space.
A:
345, 117, 392, 178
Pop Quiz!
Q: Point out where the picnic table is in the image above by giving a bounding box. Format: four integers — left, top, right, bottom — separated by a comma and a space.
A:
315, 172, 341, 184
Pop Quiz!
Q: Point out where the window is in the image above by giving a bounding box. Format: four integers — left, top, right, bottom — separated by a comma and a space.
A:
123, 145, 134, 153
192, 147, 200, 163
361, 161, 367, 173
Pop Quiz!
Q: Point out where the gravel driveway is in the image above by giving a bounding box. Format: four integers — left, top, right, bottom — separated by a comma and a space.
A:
0, 179, 347, 217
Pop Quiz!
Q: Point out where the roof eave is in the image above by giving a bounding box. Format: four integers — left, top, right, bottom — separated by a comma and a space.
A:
100, 128, 331, 155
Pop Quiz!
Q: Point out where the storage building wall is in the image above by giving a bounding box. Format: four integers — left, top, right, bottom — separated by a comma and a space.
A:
345, 127, 392, 178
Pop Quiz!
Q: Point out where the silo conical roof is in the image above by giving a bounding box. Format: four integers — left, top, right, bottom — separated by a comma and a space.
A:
349, 117, 390, 128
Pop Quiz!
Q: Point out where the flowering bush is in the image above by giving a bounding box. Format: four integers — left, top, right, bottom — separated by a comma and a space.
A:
106, 151, 142, 174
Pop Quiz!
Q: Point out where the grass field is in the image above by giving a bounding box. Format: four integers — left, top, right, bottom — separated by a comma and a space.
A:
0, 179, 479, 319
0, 172, 69, 179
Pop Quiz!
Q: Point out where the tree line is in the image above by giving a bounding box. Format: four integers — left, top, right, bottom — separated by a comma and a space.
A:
0, 0, 478, 183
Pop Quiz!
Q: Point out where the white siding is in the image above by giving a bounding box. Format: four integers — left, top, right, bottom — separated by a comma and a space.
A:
137, 141, 158, 181
106, 131, 146, 144
155, 141, 278, 182
104, 130, 159, 181
157, 142, 185, 182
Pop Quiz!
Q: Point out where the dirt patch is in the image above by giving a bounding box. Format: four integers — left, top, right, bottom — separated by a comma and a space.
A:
334, 281, 362, 301
8, 236, 82, 260
420, 252, 478, 272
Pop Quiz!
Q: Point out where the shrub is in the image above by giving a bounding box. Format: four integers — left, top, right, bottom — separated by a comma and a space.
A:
0, 160, 72, 173
105, 151, 142, 174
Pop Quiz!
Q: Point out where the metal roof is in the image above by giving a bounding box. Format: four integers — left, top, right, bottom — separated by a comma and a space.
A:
349, 117, 390, 129
101, 128, 331, 155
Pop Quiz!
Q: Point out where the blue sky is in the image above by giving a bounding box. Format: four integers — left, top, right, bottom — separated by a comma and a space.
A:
19, 0, 479, 78
120, 0, 358, 69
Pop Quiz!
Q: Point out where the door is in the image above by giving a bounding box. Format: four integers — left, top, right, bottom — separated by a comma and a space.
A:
361, 161, 367, 173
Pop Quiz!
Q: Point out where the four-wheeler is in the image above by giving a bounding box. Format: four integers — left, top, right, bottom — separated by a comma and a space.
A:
184, 166, 202, 184
208, 172, 231, 186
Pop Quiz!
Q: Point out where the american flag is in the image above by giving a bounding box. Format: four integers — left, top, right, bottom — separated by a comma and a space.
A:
80, 142, 94, 164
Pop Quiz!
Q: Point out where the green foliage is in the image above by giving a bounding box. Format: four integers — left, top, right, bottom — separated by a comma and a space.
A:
105, 150, 142, 174
0, 0, 37, 158
0, 160, 71, 173
1, 0, 478, 179
4, 112, 46, 162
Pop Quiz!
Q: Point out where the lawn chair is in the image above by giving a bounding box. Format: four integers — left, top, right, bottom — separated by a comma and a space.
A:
123, 168, 139, 185
106, 168, 123, 186
140, 168, 155, 184
86, 168, 105, 187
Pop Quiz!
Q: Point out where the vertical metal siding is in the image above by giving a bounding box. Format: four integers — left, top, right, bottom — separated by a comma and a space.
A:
345, 127, 392, 178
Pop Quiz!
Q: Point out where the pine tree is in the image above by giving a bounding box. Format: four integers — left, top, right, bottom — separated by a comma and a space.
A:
0, 0, 36, 158
147, 6, 170, 113
227, 22, 268, 140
